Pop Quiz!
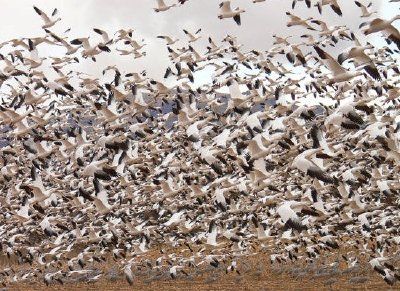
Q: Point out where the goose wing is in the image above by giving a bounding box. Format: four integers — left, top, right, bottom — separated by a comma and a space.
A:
33, 6, 51, 23
314, 46, 346, 75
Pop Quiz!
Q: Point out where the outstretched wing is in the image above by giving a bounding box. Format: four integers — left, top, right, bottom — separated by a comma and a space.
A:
33, 6, 50, 23
314, 46, 346, 75
219, 1, 232, 13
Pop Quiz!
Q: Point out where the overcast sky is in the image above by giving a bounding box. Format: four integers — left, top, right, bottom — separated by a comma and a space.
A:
0, 0, 395, 80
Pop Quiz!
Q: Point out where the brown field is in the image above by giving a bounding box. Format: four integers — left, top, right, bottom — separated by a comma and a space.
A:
2, 252, 396, 291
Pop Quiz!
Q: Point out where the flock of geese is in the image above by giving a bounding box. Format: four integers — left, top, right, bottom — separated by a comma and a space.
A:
0, 0, 399, 287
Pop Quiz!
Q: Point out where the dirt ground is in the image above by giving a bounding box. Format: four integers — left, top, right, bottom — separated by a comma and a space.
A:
2, 252, 396, 291
7, 270, 393, 291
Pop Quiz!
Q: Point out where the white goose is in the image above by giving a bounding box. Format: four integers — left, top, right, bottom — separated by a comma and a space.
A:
316, 0, 343, 16
360, 16, 400, 48
157, 35, 179, 45
45, 29, 81, 55
354, 1, 376, 18
154, 0, 176, 12
183, 28, 202, 43
286, 12, 316, 31
33, 6, 61, 29
337, 34, 380, 80
70, 37, 110, 61
277, 201, 307, 231
218, 1, 245, 26
93, 28, 113, 45
314, 46, 364, 84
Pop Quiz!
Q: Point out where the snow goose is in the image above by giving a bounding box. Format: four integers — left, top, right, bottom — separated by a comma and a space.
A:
337, 35, 380, 80
360, 16, 400, 49
286, 12, 316, 30
93, 28, 113, 45
369, 257, 398, 285
292, 148, 337, 184
70, 37, 110, 61
157, 35, 179, 45
114, 28, 134, 42
218, 1, 245, 26
116, 48, 146, 59
316, 0, 343, 16
33, 6, 61, 29
313, 46, 365, 84
80, 159, 117, 181
123, 38, 146, 50
23, 39, 43, 69
311, 20, 351, 43
251, 215, 272, 241
206, 220, 222, 246
354, 1, 376, 18
277, 201, 307, 231
183, 28, 202, 43
154, 0, 176, 12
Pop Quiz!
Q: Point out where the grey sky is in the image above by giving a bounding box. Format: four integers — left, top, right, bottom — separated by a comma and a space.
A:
0, 0, 394, 80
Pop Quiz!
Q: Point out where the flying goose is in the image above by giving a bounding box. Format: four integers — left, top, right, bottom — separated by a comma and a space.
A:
286, 12, 316, 30
154, 0, 176, 12
354, 1, 376, 18
70, 37, 111, 61
316, 0, 343, 16
277, 201, 308, 231
292, 148, 337, 184
157, 35, 179, 45
93, 28, 113, 45
183, 28, 202, 43
45, 29, 81, 55
337, 35, 380, 80
218, 1, 245, 26
33, 6, 61, 29
313, 46, 365, 84
360, 16, 400, 49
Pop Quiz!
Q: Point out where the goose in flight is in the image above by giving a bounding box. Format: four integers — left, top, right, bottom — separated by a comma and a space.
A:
114, 28, 134, 40
313, 46, 365, 84
218, 1, 245, 26
45, 29, 80, 55
116, 48, 146, 59
337, 34, 380, 80
33, 6, 61, 29
369, 257, 398, 286
286, 12, 316, 30
70, 37, 111, 61
310, 19, 351, 43
316, 0, 343, 16
360, 16, 400, 49
157, 35, 179, 45
354, 1, 376, 18
292, 148, 337, 184
206, 220, 222, 246
277, 201, 308, 231
154, 0, 176, 12
93, 28, 113, 45
183, 28, 202, 43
